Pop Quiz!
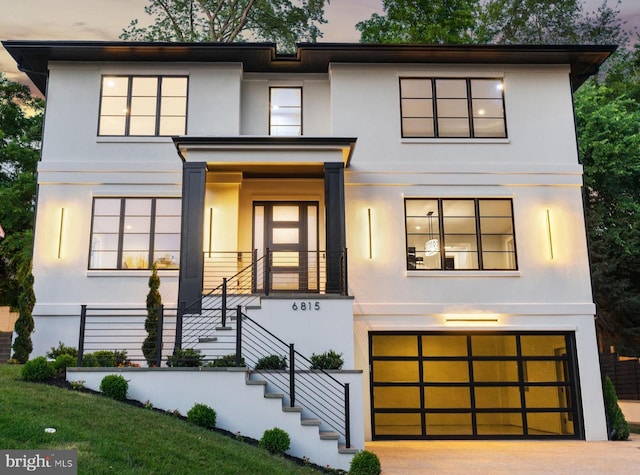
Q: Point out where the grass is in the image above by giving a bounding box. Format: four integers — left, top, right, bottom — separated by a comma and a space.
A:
0, 364, 324, 474
629, 423, 640, 434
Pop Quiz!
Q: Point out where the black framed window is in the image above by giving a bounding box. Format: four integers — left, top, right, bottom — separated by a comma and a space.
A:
89, 198, 181, 270
98, 76, 188, 136
370, 331, 581, 439
269, 87, 302, 136
400, 78, 506, 138
405, 198, 517, 271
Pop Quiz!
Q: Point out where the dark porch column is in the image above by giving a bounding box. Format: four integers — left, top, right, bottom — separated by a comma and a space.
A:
324, 162, 346, 294
178, 161, 207, 312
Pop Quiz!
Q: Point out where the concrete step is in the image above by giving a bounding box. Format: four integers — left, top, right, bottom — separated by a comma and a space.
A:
319, 431, 340, 441
338, 444, 359, 455
301, 418, 321, 427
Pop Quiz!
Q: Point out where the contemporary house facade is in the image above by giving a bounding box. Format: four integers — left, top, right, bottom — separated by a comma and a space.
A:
4, 41, 614, 453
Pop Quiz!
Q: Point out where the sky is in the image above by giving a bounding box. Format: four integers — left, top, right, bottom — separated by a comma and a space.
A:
1, 0, 639, 90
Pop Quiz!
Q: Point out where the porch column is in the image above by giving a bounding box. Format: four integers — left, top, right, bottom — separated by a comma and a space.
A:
178, 161, 208, 312
324, 162, 346, 294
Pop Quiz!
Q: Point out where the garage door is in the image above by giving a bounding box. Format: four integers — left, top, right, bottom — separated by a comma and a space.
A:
370, 332, 582, 439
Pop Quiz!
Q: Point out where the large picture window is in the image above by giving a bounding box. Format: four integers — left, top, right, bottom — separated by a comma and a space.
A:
89, 198, 181, 270
98, 76, 188, 136
405, 198, 516, 270
400, 78, 506, 138
270, 87, 302, 136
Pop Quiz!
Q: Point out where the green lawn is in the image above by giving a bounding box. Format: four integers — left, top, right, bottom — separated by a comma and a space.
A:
0, 364, 324, 474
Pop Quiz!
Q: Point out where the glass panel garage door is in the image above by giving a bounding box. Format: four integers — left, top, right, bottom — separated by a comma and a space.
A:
370, 332, 581, 439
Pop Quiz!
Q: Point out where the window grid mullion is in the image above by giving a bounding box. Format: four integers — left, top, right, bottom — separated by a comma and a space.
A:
148, 199, 157, 270
116, 198, 126, 270
124, 78, 133, 136
432, 79, 439, 138
466, 79, 475, 138
155, 77, 162, 136
475, 199, 484, 270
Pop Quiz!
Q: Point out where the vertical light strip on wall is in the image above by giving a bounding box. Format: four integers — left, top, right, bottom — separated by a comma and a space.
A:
367, 208, 373, 259
208, 208, 213, 257
546, 209, 554, 260
57, 208, 65, 259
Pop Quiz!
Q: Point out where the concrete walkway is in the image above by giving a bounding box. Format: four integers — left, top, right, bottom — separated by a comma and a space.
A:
366, 435, 640, 474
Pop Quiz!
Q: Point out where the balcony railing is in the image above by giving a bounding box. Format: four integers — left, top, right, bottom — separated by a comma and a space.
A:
203, 249, 348, 296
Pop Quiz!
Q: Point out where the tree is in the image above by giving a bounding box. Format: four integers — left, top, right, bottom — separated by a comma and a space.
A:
475, 0, 628, 46
143, 263, 162, 366
120, 0, 329, 51
0, 73, 42, 362
575, 81, 640, 355
357, 0, 480, 44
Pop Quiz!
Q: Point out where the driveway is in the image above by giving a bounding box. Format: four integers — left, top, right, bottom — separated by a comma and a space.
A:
366, 435, 640, 474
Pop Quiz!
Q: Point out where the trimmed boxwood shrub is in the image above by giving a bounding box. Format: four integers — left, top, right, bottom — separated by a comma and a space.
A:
82, 350, 130, 367
206, 353, 245, 367
99, 374, 128, 401
21, 356, 54, 382
167, 348, 204, 367
349, 450, 381, 475
603, 375, 630, 440
258, 427, 290, 455
187, 403, 217, 429
53, 354, 76, 375
310, 350, 344, 370
255, 354, 287, 370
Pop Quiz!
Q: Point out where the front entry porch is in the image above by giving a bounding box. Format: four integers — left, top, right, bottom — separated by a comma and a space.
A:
173, 136, 355, 310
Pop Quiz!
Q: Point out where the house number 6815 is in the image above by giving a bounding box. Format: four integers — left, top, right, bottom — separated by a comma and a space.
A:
292, 302, 320, 311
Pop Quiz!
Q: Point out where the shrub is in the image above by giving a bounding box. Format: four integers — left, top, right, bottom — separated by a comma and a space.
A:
310, 350, 344, 370
143, 263, 162, 366
46, 341, 78, 359
53, 354, 76, 375
255, 354, 287, 370
187, 403, 217, 429
21, 356, 55, 382
349, 450, 381, 475
603, 376, 630, 440
167, 348, 203, 367
82, 350, 130, 367
99, 374, 129, 401
12, 267, 35, 364
206, 353, 245, 367
258, 427, 290, 455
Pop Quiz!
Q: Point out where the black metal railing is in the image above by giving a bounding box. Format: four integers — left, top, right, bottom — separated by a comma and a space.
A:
77, 305, 177, 368
202, 249, 348, 297
232, 305, 352, 448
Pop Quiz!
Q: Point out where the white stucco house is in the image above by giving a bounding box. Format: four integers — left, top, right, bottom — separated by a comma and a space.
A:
4, 40, 615, 469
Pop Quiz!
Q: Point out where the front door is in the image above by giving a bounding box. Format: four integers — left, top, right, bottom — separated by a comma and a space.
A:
253, 202, 319, 292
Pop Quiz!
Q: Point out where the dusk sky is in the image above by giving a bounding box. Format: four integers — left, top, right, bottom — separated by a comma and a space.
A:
2, 0, 639, 90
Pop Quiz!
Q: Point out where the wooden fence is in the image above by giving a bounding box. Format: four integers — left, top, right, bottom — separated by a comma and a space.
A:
599, 353, 640, 400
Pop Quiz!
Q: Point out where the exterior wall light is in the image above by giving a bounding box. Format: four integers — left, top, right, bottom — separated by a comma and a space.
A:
57, 208, 65, 259
546, 209, 554, 260
367, 208, 373, 259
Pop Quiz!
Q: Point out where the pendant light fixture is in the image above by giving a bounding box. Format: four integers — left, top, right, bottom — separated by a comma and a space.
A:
425, 210, 439, 256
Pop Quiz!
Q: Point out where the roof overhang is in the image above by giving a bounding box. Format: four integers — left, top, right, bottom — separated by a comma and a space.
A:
2, 40, 617, 95
173, 136, 357, 177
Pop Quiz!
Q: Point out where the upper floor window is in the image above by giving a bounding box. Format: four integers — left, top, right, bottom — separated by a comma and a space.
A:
400, 78, 506, 138
270, 87, 302, 136
405, 198, 517, 270
89, 197, 181, 270
98, 76, 188, 136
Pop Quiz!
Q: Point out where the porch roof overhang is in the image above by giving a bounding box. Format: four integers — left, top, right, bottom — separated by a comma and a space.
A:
3, 40, 617, 95
172, 136, 356, 177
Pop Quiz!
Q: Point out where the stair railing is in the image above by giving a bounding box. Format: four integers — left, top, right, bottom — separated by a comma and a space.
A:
232, 305, 351, 448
